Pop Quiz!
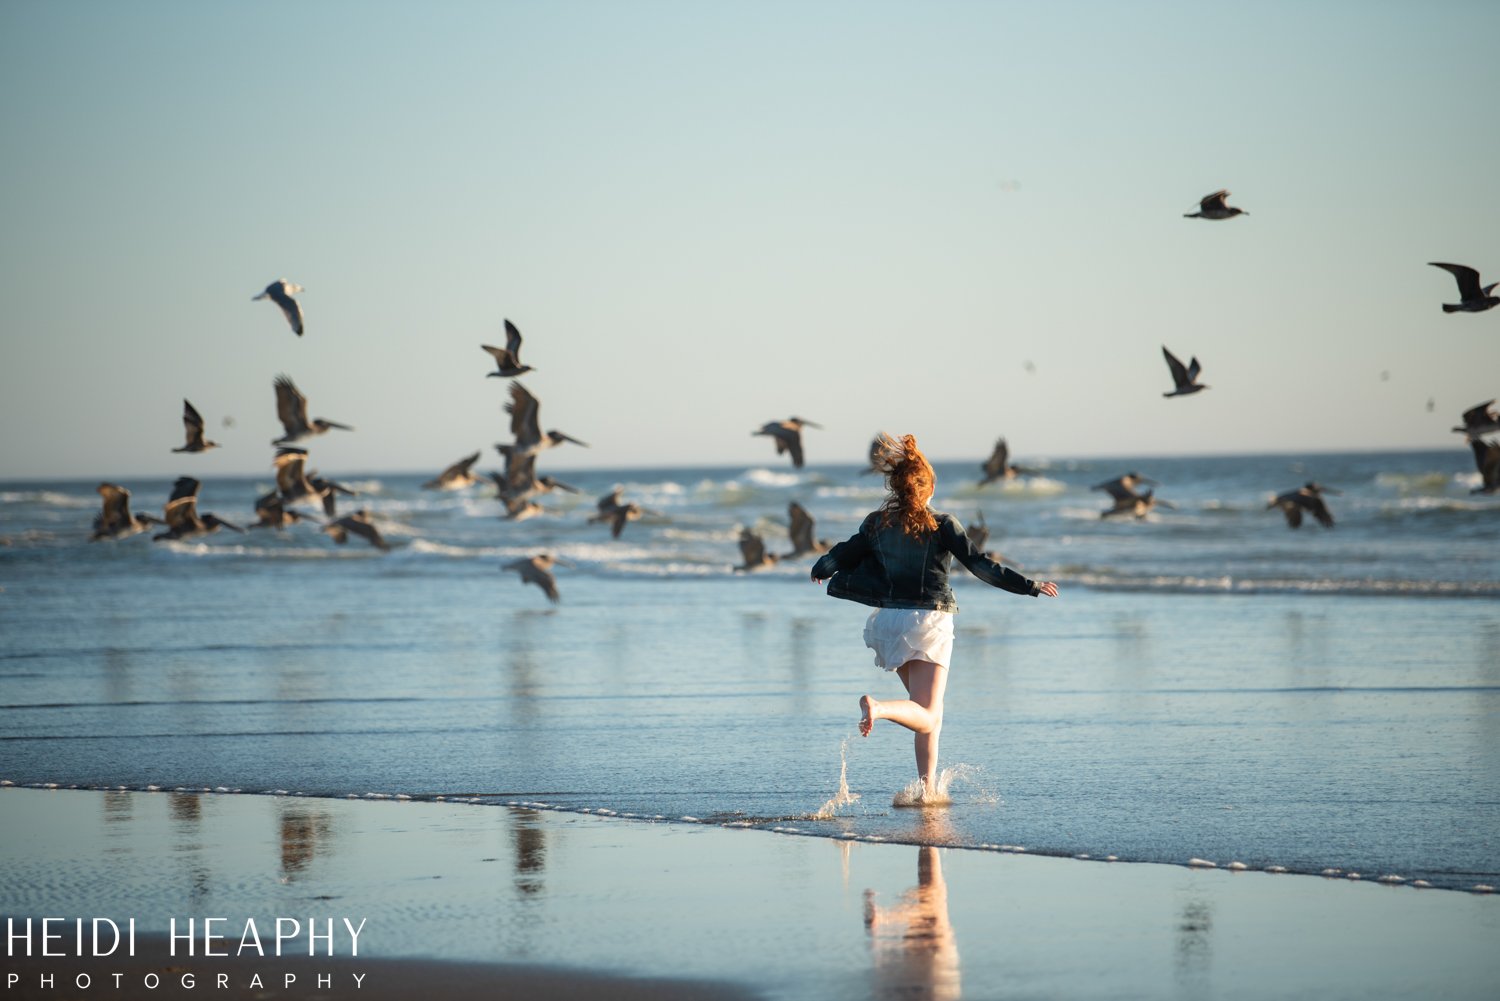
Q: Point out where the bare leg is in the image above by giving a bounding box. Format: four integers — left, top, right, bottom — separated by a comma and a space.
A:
859, 660, 948, 793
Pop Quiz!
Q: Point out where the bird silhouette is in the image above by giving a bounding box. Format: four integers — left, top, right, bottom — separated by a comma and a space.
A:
1267, 482, 1339, 529
1162, 346, 1209, 397
503, 553, 568, 602
152, 477, 244, 541
1183, 190, 1247, 220
172, 400, 220, 453
253, 280, 305, 335
1429, 263, 1499, 314
422, 452, 483, 491
753, 417, 821, 468
482, 320, 535, 377
91, 483, 163, 541
272, 376, 353, 445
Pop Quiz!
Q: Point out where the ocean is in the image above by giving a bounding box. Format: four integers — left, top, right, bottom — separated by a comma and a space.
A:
2, 448, 1497, 891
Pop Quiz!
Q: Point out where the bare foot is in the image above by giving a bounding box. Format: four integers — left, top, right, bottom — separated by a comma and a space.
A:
858, 695, 875, 737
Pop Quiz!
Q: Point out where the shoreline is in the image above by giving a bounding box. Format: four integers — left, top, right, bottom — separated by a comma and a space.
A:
3, 781, 1495, 896
3, 787, 1498, 1000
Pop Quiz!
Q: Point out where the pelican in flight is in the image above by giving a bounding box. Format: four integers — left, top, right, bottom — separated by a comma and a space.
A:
979, 438, 1038, 485
493, 452, 579, 504
273, 375, 353, 445
1470, 438, 1500, 494
1267, 482, 1339, 529
482, 320, 535, 378
754, 417, 821, 468
589, 487, 648, 538
91, 483, 163, 541
323, 510, 389, 551
1094, 474, 1172, 519
1453, 401, 1500, 437
1183, 190, 1247, 220
423, 452, 483, 491
253, 279, 305, 336
249, 490, 309, 530
274, 448, 355, 516
152, 478, 244, 541
1162, 346, 1208, 397
503, 554, 568, 603
496, 382, 588, 463
736, 528, 779, 572
784, 501, 829, 558
172, 400, 220, 453
1429, 263, 1499, 314
860, 436, 884, 475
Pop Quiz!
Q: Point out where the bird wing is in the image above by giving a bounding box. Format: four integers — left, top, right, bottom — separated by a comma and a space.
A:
1162, 346, 1190, 387
788, 502, 813, 550
1473, 439, 1500, 487
274, 376, 309, 434
1460, 400, 1497, 428
481, 343, 517, 368
507, 382, 541, 446
269, 284, 304, 335
504, 319, 524, 359
1430, 262, 1483, 300
273, 448, 310, 496
787, 430, 805, 468
437, 451, 481, 483
1302, 493, 1334, 528
982, 439, 1008, 480
1094, 477, 1136, 502
98, 482, 130, 529
739, 530, 766, 566
1201, 190, 1230, 211
182, 400, 206, 445
530, 566, 560, 602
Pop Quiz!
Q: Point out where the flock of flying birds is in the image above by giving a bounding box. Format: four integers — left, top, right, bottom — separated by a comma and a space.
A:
88, 194, 1496, 601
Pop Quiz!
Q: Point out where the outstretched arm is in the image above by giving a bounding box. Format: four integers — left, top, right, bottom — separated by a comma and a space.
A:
942, 516, 1058, 597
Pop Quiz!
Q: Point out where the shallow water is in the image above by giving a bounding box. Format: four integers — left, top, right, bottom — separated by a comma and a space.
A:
2, 451, 1498, 890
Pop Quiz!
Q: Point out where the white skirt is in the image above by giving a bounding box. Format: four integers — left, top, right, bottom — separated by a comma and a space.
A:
863, 608, 955, 672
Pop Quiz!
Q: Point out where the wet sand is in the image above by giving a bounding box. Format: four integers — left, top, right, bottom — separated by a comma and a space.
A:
2, 787, 1497, 1000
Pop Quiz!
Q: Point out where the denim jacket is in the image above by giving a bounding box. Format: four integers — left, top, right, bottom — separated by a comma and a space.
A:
810, 510, 1039, 612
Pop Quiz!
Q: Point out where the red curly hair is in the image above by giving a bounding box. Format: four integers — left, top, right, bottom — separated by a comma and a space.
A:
875, 433, 939, 537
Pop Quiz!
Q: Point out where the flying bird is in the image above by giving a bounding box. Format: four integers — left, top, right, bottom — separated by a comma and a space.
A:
979, 438, 1038, 485
1183, 190, 1247, 220
1470, 438, 1500, 494
91, 483, 163, 541
253, 280, 305, 336
172, 400, 220, 453
503, 553, 567, 603
736, 528, 779, 572
1428, 263, 1499, 314
272, 375, 353, 445
323, 510, 389, 551
1094, 474, 1172, 519
1162, 346, 1208, 397
496, 382, 588, 463
152, 477, 244, 541
753, 417, 821, 468
1452, 401, 1500, 437
784, 501, 829, 558
589, 487, 648, 538
860, 437, 883, 475
964, 511, 1014, 565
1267, 482, 1339, 529
423, 452, 483, 491
482, 320, 535, 378
249, 491, 309, 530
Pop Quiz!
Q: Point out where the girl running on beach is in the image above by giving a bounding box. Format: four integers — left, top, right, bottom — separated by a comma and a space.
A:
811, 433, 1058, 802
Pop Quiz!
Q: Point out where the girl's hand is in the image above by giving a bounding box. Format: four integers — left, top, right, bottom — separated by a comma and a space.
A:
1037, 581, 1059, 597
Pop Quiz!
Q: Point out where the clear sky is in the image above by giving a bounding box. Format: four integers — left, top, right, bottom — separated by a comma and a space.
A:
1, 0, 1496, 481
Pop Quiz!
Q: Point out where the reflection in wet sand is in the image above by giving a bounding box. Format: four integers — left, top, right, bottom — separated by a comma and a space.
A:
511, 808, 547, 896
278, 806, 334, 879
1174, 895, 1214, 994
864, 845, 960, 1001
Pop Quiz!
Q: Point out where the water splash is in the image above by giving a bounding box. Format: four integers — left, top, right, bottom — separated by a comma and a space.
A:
891, 763, 1000, 808
812, 738, 861, 819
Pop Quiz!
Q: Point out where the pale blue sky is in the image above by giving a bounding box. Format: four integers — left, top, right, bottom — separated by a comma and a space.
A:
2, 0, 1496, 480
